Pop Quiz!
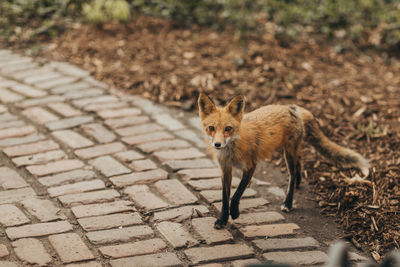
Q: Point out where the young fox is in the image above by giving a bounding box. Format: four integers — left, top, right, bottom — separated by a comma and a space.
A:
198, 93, 369, 228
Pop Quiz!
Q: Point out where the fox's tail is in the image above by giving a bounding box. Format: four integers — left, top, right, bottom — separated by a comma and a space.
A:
299, 107, 370, 176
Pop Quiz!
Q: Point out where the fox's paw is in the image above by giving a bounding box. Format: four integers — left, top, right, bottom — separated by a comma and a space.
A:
281, 204, 292, 212
214, 218, 227, 229
230, 205, 240, 220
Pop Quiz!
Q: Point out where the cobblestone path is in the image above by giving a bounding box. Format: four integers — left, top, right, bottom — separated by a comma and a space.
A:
0, 49, 367, 266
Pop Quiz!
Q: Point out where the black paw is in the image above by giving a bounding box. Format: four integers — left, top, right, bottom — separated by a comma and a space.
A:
214, 218, 227, 229
281, 204, 293, 212
230, 204, 240, 220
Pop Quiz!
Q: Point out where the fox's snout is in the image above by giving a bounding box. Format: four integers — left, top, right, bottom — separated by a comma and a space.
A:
208, 131, 230, 149
214, 142, 222, 148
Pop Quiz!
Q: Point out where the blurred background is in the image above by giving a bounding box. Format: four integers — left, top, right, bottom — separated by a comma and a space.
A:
0, 0, 399, 261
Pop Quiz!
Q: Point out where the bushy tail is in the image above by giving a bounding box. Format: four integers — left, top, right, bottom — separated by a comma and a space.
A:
300, 108, 370, 176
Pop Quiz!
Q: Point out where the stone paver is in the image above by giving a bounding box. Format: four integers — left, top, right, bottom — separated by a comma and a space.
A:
115, 123, 163, 136
58, 189, 120, 207
114, 150, 144, 162
0, 188, 36, 205
164, 158, 215, 171
138, 139, 190, 153
3, 139, 59, 157
0, 244, 9, 258
231, 259, 261, 267
0, 120, 25, 130
110, 252, 181, 267
45, 115, 93, 130
0, 125, 36, 140
81, 123, 116, 143
129, 159, 157, 171
49, 233, 95, 263
153, 113, 185, 131
0, 88, 24, 103
253, 237, 320, 251
155, 179, 198, 205
263, 251, 328, 265
89, 156, 131, 177
124, 184, 169, 211
12, 150, 66, 167
0, 133, 45, 147
122, 131, 174, 145
71, 200, 135, 218
86, 225, 153, 245
0, 261, 18, 267
48, 102, 82, 117
97, 107, 141, 119
38, 169, 96, 187
17, 95, 65, 108
75, 142, 126, 159
192, 217, 233, 244
52, 130, 94, 148
185, 243, 254, 265
5, 221, 73, 240
0, 50, 360, 267
77, 212, 143, 231
156, 221, 198, 248
110, 169, 168, 187
153, 205, 210, 222
231, 211, 285, 225
104, 115, 149, 129
0, 204, 30, 226
22, 106, 58, 124
240, 223, 300, 238
0, 167, 29, 189
12, 238, 52, 266
153, 147, 205, 161
99, 238, 167, 259
26, 159, 84, 176
178, 167, 221, 179
21, 198, 65, 222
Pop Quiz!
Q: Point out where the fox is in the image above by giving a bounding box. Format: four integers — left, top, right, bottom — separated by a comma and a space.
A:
198, 92, 370, 228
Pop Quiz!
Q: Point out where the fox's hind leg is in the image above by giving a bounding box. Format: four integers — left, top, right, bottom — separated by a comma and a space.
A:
281, 146, 300, 212
295, 158, 302, 189
230, 166, 256, 220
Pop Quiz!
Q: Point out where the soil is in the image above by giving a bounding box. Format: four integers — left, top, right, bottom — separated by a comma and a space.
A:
5, 15, 399, 260
249, 161, 352, 251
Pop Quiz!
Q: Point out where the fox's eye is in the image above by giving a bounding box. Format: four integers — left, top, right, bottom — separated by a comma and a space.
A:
208, 126, 215, 132
225, 126, 232, 132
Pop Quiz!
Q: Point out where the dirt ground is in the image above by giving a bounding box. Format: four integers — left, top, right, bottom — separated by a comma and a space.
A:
14, 16, 399, 259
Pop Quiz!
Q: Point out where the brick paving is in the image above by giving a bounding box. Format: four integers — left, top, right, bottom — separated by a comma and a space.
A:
0, 49, 367, 266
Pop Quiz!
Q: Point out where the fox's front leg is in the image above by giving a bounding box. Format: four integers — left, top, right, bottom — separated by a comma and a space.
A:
215, 167, 232, 229
230, 166, 256, 219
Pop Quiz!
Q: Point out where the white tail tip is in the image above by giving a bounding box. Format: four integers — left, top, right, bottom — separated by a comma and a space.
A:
359, 157, 370, 177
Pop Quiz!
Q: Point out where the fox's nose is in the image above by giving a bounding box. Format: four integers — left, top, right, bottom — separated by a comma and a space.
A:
214, 142, 221, 148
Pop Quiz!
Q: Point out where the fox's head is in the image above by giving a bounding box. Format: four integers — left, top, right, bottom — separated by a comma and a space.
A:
198, 93, 245, 150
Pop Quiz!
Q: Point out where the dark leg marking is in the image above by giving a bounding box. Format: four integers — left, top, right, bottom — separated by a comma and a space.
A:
215, 169, 232, 229
282, 149, 297, 212
295, 159, 302, 189
230, 166, 256, 220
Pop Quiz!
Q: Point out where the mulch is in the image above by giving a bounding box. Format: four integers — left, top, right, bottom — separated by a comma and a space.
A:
27, 16, 400, 260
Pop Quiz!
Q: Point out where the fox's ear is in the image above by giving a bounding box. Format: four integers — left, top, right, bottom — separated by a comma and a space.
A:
198, 92, 216, 118
226, 94, 245, 120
